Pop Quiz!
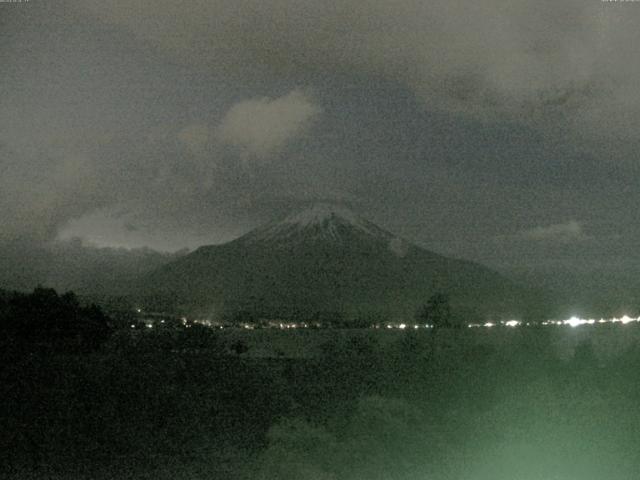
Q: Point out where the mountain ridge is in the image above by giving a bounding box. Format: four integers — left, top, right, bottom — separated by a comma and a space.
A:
138, 204, 549, 322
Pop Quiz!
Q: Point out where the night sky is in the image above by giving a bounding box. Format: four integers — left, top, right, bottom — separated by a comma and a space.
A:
2, 0, 640, 273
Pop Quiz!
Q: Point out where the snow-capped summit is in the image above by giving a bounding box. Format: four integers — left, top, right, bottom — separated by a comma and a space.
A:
243, 203, 393, 244
280, 203, 363, 228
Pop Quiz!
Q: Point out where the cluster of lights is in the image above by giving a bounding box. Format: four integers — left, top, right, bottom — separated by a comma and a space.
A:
468, 320, 520, 328
384, 324, 435, 330
542, 315, 640, 327
276, 322, 309, 329
468, 315, 640, 329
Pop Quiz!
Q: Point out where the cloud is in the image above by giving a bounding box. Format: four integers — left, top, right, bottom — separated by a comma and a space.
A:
74, 0, 640, 136
518, 220, 588, 243
215, 90, 321, 158
178, 124, 211, 154
58, 208, 209, 251
0, 142, 104, 244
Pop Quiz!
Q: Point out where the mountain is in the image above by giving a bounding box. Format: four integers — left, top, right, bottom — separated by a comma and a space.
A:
138, 204, 549, 323
0, 239, 184, 297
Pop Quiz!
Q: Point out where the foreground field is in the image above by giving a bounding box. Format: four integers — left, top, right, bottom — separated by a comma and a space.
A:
3, 325, 640, 479
218, 322, 640, 360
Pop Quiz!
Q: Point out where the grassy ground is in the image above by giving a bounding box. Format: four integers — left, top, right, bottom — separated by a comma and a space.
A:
3, 325, 640, 479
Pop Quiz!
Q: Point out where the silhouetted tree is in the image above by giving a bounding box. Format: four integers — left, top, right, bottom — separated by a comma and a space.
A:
0, 287, 111, 352
416, 293, 452, 329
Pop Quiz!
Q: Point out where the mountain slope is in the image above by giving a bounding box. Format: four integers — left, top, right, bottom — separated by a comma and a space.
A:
139, 204, 547, 322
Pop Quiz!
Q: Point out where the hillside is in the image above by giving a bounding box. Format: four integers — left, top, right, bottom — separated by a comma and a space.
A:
0, 240, 183, 296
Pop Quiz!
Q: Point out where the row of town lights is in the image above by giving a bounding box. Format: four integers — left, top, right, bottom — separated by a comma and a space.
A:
132, 308, 640, 330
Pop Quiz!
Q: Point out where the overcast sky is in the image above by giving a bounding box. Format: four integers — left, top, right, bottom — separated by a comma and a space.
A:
2, 0, 640, 271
